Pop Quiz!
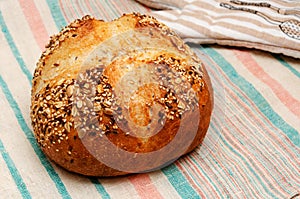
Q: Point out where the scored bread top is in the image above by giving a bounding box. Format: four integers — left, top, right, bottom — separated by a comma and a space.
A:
30, 13, 213, 176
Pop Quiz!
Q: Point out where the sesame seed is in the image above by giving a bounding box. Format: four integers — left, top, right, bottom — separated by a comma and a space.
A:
76, 100, 82, 108
66, 85, 74, 97
46, 95, 51, 100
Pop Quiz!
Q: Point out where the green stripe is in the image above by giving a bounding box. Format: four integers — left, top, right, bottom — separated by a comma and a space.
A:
187, 155, 223, 197
44, 3, 114, 197
90, 178, 111, 199
0, 76, 71, 199
162, 164, 200, 198
200, 45, 299, 147
274, 55, 300, 78
218, 129, 278, 198
0, 11, 32, 84
211, 123, 281, 198
46, 0, 67, 29
195, 50, 273, 197
104, 0, 119, 18
0, 139, 31, 199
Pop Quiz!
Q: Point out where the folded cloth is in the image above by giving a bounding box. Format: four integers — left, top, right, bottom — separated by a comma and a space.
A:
135, 0, 300, 58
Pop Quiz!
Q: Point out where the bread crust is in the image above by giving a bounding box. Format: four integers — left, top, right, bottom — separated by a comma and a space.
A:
30, 13, 213, 176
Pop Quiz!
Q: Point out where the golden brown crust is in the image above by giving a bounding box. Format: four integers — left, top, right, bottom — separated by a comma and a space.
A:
30, 13, 213, 176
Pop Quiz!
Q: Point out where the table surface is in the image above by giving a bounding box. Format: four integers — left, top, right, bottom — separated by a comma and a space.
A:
0, 0, 299, 198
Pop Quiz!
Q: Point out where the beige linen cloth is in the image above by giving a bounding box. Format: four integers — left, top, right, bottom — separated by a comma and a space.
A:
136, 0, 300, 58
1, 0, 300, 198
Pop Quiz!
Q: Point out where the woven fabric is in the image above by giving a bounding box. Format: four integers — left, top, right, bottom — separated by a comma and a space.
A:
137, 0, 300, 58
0, 0, 299, 198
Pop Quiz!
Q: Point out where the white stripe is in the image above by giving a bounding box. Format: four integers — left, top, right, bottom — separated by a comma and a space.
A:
218, 48, 300, 131
148, 171, 181, 198
53, 170, 103, 199
193, 47, 300, 170
1, 0, 41, 73
0, 88, 61, 198
184, 0, 197, 3
60, 0, 77, 22
0, 145, 23, 198
180, 14, 280, 44
184, 2, 285, 31
162, 0, 300, 49
225, 91, 300, 169
0, 23, 105, 199
154, 10, 182, 21
251, 53, 300, 100
211, 138, 269, 197
154, 3, 289, 45
165, 21, 205, 38
33, 0, 60, 36
0, 32, 91, 198
99, 178, 140, 199
222, 104, 299, 196
0, 31, 32, 129
153, 12, 204, 37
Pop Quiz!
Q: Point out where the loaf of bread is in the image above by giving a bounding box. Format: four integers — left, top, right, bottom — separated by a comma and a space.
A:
30, 13, 213, 176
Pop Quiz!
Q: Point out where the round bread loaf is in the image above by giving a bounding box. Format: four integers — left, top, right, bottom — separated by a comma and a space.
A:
30, 13, 213, 176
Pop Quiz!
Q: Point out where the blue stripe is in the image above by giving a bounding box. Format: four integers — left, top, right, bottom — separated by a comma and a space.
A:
197, 48, 294, 197
218, 127, 278, 198
193, 50, 271, 197
90, 178, 111, 199
2, 3, 109, 197
0, 76, 71, 199
183, 155, 223, 198
104, 0, 119, 18
199, 45, 299, 147
210, 123, 277, 198
0, 11, 32, 84
274, 55, 300, 78
41, 4, 129, 198
162, 164, 200, 198
0, 139, 31, 199
191, 152, 231, 198
46, 0, 67, 29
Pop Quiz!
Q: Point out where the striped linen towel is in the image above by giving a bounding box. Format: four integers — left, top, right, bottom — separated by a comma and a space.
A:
136, 0, 300, 58
0, 0, 299, 198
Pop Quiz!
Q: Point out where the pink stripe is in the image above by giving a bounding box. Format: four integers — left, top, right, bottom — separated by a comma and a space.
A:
18, 0, 49, 50
229, 90, 299, 166
109, 0, 124, 15
224, 121, 291, 196
128, 173, 163, 199
201, 51, 298, 165
125, 0, 151, 12
189, 154, 245, 197
85, 1, 98, 17
228, 107, 299, 182
225, 89, 300, 178
207, 54, 299, 164
176, 160, 217, 198
201, 152, 255, 197
207, 60, 300, 182
59, 0, 73, 23
204, 102, 294, 197
94, 1, 112, 20
176, 161, 208, 197
203, 51, 297, 159
234, 50, 300, 118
